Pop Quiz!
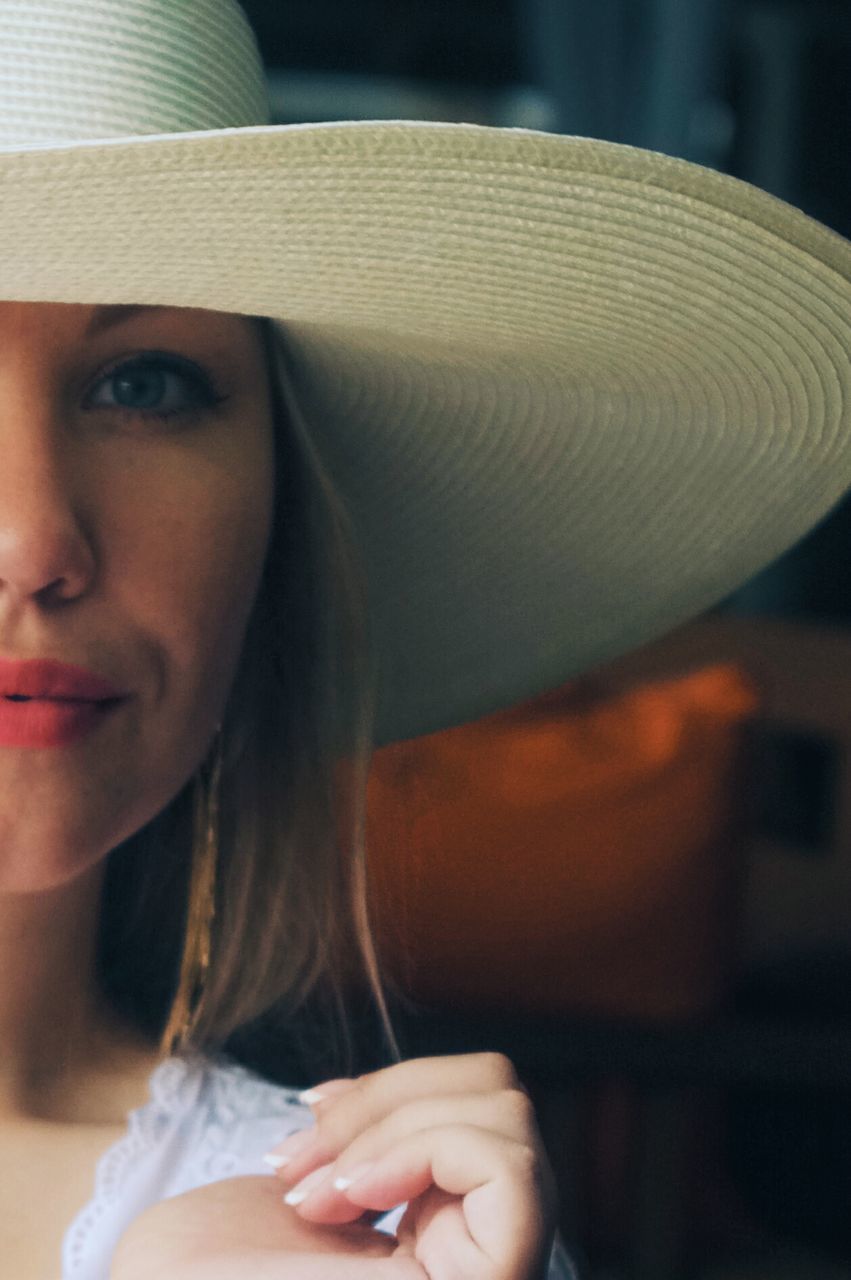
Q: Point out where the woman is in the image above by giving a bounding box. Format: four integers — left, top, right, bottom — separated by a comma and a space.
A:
2, 2, 851, 1278
2, 300, 563, 1280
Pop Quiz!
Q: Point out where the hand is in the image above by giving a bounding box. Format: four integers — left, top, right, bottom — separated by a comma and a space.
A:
265, 1051, 558, 1280
110, 1174, 426, 1280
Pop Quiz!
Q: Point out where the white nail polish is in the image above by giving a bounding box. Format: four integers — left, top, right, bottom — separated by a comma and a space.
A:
283, 1162, 333, 1206
298, 1088, 324, 1105
263, 1153, 290, 1169
332, 1161, 374, 1191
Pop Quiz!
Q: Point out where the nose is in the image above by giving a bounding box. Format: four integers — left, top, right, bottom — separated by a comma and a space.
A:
0, 396, 95, 609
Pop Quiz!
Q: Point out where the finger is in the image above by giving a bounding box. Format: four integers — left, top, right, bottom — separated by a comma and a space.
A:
311, 1054, 522, 1125
268, 1053, 522, 1176
274, 1088, 539, 1190
394, 1187, 487, 1276
292, 1122, 553, 1275
262, 1081, 358, 1171
393, 1185, 466, 1251
298, 1078, 359, 1106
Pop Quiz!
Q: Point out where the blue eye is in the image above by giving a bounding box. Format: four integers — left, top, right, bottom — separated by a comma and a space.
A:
86, 353, 228, 422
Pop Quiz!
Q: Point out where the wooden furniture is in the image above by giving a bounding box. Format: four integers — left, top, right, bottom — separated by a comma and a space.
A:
595, 611, 851, 970
373, 611, 851, 1278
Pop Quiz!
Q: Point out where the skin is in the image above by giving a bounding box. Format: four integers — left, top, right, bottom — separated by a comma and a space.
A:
0, 301, 275, 1111
0, 302, 558, 1279
113, 1055, 558, 1280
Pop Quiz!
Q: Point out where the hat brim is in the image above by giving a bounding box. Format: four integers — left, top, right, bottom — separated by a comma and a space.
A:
2, 120, 850, 744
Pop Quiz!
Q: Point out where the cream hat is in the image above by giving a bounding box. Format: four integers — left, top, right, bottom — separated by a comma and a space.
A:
2, 0, 851, 745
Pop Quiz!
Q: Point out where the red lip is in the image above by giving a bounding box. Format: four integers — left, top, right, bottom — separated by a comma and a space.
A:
0, 697, 123, 748
0, 658, 126, 701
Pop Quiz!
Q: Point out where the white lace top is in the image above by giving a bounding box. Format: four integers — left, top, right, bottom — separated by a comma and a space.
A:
60, 1053, 577, 1279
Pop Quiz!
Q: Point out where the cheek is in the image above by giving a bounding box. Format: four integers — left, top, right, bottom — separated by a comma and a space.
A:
123, 444, 276, 719
0, 411, 277, 892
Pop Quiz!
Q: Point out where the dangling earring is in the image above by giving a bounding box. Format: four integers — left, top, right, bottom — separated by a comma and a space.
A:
159, 723, 224, 1058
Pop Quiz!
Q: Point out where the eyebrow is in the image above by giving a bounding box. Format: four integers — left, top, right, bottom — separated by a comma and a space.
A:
85, 304, 172, 337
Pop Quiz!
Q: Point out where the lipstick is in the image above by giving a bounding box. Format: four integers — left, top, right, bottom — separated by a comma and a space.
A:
0, 658, 124, 701
0, 658, 128, 748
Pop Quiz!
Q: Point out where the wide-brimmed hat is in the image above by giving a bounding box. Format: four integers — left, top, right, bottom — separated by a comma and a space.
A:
2, 0, 851, 746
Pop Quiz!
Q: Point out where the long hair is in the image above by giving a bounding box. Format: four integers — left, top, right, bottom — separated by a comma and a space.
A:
96, 316, 402, 1084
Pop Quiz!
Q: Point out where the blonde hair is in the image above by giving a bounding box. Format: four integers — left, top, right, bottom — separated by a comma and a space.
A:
96, 316, 402, 1081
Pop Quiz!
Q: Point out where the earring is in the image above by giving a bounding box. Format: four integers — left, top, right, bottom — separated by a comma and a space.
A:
159, 722, 224, 1058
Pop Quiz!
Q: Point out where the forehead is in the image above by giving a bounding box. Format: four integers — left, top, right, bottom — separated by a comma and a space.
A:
0, 299, 257, 320
83, 304, 265, 335
0, 301, 263, 343
87, 303, 179, 336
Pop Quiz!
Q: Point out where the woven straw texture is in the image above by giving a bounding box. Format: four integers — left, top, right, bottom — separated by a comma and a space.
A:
0, 2, 850, 742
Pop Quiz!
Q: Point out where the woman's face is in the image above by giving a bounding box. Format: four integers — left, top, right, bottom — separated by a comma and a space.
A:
0, 302, 275, 891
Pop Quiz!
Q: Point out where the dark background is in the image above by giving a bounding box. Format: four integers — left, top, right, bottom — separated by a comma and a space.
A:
232, 5, 851, 1278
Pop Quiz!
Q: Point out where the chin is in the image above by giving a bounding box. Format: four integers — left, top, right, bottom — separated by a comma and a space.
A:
0, 864, 95, 896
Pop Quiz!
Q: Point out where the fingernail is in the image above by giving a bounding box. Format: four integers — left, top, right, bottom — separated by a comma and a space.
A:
298, 1088, 325, 1106
263, 1127, 317, 1167
332, 1161, 375, 1191
297, 1078, 356, 1107
283, 1162, 335, 1206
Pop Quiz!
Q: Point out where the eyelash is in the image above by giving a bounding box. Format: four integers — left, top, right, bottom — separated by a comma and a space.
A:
84, 352, 230, 424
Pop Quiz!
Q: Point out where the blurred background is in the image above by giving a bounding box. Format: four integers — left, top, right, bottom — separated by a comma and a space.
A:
237, 3, 851, 1278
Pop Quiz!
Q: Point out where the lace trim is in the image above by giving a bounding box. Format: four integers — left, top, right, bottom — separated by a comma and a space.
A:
61, 1054, 203, 1274
207, 1056, 305, 1123
168, 1056, 309, 1187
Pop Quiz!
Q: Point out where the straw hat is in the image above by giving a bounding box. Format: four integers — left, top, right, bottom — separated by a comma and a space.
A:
2, 0, 850, 745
